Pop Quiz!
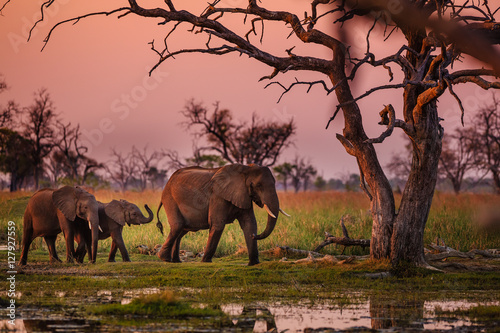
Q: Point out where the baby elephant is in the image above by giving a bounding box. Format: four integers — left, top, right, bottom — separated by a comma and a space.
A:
76, 199, 154, 262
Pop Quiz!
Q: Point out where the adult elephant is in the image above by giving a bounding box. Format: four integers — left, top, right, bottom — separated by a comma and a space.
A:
156, 164, 289, 266
75, 199, 154, 262
19, 186, 100, 265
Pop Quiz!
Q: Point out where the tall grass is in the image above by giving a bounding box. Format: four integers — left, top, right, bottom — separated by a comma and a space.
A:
1, 190, 498, 261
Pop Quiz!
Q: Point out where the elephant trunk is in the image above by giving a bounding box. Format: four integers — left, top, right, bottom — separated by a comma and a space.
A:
253, 194, 279, 240
88, 210, 100, 263
139, 204, 154, 224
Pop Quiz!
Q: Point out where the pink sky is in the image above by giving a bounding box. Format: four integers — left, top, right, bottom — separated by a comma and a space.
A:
0, 1, 491, 179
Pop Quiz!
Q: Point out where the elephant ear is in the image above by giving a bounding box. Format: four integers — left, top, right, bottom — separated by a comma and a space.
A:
104, 200, 126, 226
211, 164, 252, 209
52, 186, 77, 221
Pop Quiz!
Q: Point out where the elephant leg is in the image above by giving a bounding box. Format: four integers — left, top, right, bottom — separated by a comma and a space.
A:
19, 228, 34, 266
202, 225, 225, 263
111, 231, 130, 262
44, 235, 62, 263
75, 241, 87, 263
172, 230, 188, 263
108, 240, 118, 262
238, 213, 260, 266
84, 234, 92, 263
158, 225, 185, 262
74, 224, 90, 263
61, 228, 75, 263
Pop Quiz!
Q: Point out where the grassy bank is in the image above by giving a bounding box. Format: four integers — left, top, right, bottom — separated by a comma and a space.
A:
1, 190, 498, 331
1, 190, 498, 260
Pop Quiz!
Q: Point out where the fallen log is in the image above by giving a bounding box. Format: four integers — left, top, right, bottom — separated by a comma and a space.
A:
276, 246, 324, 258
314, 217, 370, 253
468, 249, 500, 258
425, 242, 500, 261
425, 245, 474, 261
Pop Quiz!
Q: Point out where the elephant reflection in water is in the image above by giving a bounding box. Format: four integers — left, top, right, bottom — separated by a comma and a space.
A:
232, 305, 277, 331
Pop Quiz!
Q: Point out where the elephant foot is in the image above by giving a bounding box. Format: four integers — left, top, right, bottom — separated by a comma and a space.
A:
50, 258, 63, 264
108, 259, 116, 263
201, 258, 213, 263
18, 261, 26, 266
157, 251, 172, 262
123, 259, 131, 262
248, 260, 260, 266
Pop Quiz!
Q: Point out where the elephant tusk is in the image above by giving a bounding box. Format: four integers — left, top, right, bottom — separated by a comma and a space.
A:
279, 208, 291, 217
263, 204, 276, 219
88, 221, 103, 232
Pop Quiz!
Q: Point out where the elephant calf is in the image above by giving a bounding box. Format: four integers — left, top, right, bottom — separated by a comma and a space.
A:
156, 164, 289, 266
76, 199, 154, 262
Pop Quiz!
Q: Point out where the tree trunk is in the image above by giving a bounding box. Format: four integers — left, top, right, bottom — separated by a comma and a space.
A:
491, 169, 500, 194
452, 179, 461, 195
10, 172, 18, 192
33, 166, 40, 190
391, 102, 442, 267
331, 71, 395, 260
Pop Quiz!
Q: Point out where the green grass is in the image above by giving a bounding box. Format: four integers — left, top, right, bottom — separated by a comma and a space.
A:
89, 290, 225, 318
2, 190, 498, 260
435, 305, 500, 322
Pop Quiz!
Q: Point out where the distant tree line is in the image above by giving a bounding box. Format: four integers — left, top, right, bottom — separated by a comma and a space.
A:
0, 83, 300, 192
2, 77, 499, 194
0, 83, 104, 191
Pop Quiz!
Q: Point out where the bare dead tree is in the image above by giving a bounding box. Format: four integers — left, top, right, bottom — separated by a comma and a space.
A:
438, 128, 476, 194
51, 121, 103, 185
13, 0, 500, 267
163, 149, 186, 171
288, 156, 317, 193
182, 100, 295, 167
386, 135, 412, 182
131, 145, 165, 191
108, 147, 138, 192
22, 88, 57, 190
467, 95, 500, 194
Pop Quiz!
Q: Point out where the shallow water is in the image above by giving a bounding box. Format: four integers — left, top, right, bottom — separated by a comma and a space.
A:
3, 297, 498, 332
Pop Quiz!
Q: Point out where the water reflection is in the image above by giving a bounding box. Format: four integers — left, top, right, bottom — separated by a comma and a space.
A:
0, 319, 98, 333
222, 305, 277, 331
370, 295, 424, 329
6, 296, 499, 332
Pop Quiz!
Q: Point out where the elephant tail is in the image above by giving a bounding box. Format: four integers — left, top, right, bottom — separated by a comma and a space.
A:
156, 202, 164, 235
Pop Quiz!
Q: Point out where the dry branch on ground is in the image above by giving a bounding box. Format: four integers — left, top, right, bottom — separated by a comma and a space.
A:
314, 217, 370, 254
